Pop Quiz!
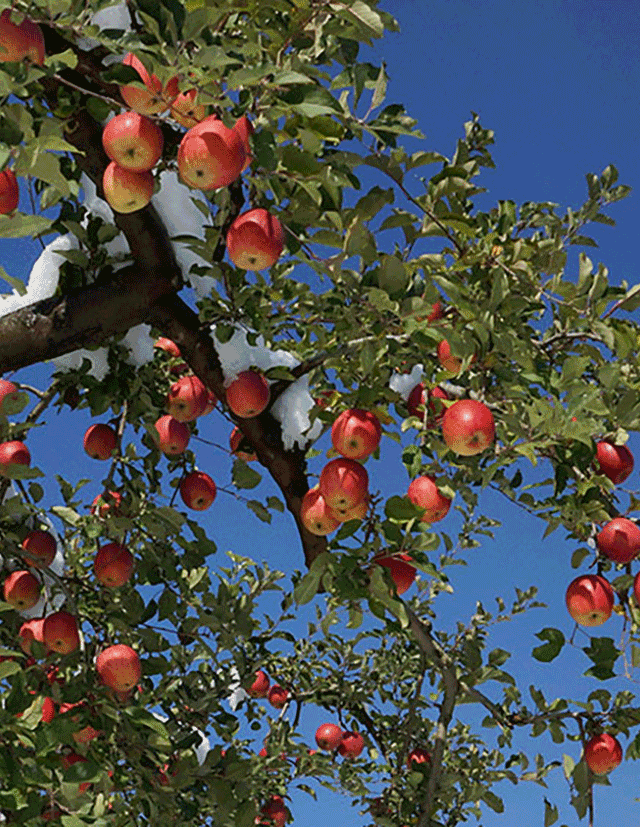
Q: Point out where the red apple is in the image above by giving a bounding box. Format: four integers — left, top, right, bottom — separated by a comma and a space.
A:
94, 543, 134, 588
177, 114, 246, 190
43, 611, 80, 654
248, 669, 269, 698
315, 723, 343, 751
83, 423, 117, 460
565, 574, 614, 626
595, 441, 634, 485
260, 795, 289, 827
154, 337, 181, 357
300, 486, 341, 536
407, 384, 449, 423
201, 390, 217, 416
0, 169, 18, 214
426, 301, 444, 322
331, 495, 368, 523
41, 696, 56, 724
234, 115, 254, 171
102, 111, 164, 172
0, 9, 44, 65
634, 571, 640, 609
407, 475, 451, 523
119, 52, 178, 115
154, 415, 190, 455
3, 570, 40, 610
226, 370, 270, 417
318, 458, 368, 511
374, 553, 416, 595
166, 374, 209, 422
18, 617, 45, 654
21, 529, 56, 569
338, 730, 364, 758
226, 208, 285, 270
179, 471, 217, 510
97, 644, 141, 692
596, 517, 640, 564
0, 439, 30, 475
331, 409, 381, 460
170, 88, 206, 129
230, 426, 257, 462
60, 702, 100, 745
102, 161, 154, 214
407, 746, 431, 768
91, 490, 123, 518
584, 732, 623, 775
267, 684, 289, 709
441, 399, 495, 456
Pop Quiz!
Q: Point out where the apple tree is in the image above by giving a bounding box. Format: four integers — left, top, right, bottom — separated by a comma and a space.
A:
0, 1, 639, 825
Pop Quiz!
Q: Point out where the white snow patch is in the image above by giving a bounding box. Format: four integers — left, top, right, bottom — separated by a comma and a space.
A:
389, 363, 423, 400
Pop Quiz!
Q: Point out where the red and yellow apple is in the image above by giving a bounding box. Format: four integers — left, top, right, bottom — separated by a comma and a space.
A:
179, 471, 217, 510
94, 543, 134, 587
441, 399, 495, 456
21, 529, 56, 568
119, 52, 178, 115
0, 440, 30, 475
96, 644, 141, 692
102, 161, 154, 214
373, 553, 416, 595
102, 111, 164, 172
331, 408, 381, 460
18, 617, 45, 654
166, 374, 209, 422
595, 441, 634, 485
177, 115, 246, 190
584, 732, 623, 775
0, 9, 44, 65
43, 611, 80, 654
407, 475, 451, 523
83, 423, 117, 460
596, 517, 640, 564
226, 208, 285, 270
3, 570, 40, 610
230, 426, 257, 461
300, 487, 341, 536
565, 574, 614, 626
234, 115, 254, 171
226, 370, 270, 418
170, 88, 206, 129
318, 458, 368, 511
154, 415, 190, 455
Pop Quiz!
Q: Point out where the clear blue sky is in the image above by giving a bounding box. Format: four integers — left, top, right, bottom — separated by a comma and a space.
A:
2, 1, 640, 825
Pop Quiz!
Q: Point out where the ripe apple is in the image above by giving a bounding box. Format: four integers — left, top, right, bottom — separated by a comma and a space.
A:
21, 530, 56, 569
154, 415, 190, 455
234, 115, 254, 171
226, 208, 285, 270
300, 486, 341, 536
83, 423, 117, 460
0, 439, 30, 475
170, 88, 206, 129
119, 52, 178, 115
154, 336, 181, 357
260, 795, 289, 827
442, 399, 495, 456
407, 475, 451, 523
407, 383, 449, 423
374, 553, 416, 595
43, 611, 80, 654
0, 9, 45, 65
97, 644, 142, 691
201, 390, 218, 416
427, 301, 444, 322
248, 669, 269, 698
331, 409, 381, 460
595, 441, 634, 485
40, 696, 56, 724
91, 490, 123, 518
0, 169, 18, 214
102, 111, 164, 172
338, 730, 365, 758
166, 374, 209, 422
565, 574, 614, 626
102, 161, 154, 214
18, 617, 45, 654
315, 723, 343, 751
179, 471, 217, 510
177, 114, 246, 190
437, 339, 462, 373
318, 458, 368, 511
94, 543, 134, 587
3, 570, 40, 610
267, 684, 289, 709
230, 426, 257, 461
226, 370, 270, 417
331, 495, 368, 523
584, 732, 623, 774
596, 517, 640, 564
407, 746, 431, 768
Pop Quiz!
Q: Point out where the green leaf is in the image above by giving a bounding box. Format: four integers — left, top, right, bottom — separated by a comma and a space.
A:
232, 462, 262, 490
0, 266, 26, 295
532, 628, 565, 662
247, 500, 271, 523
0, 213, 53, 238
385, 495, 422, 521
544, 798, 559, 826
